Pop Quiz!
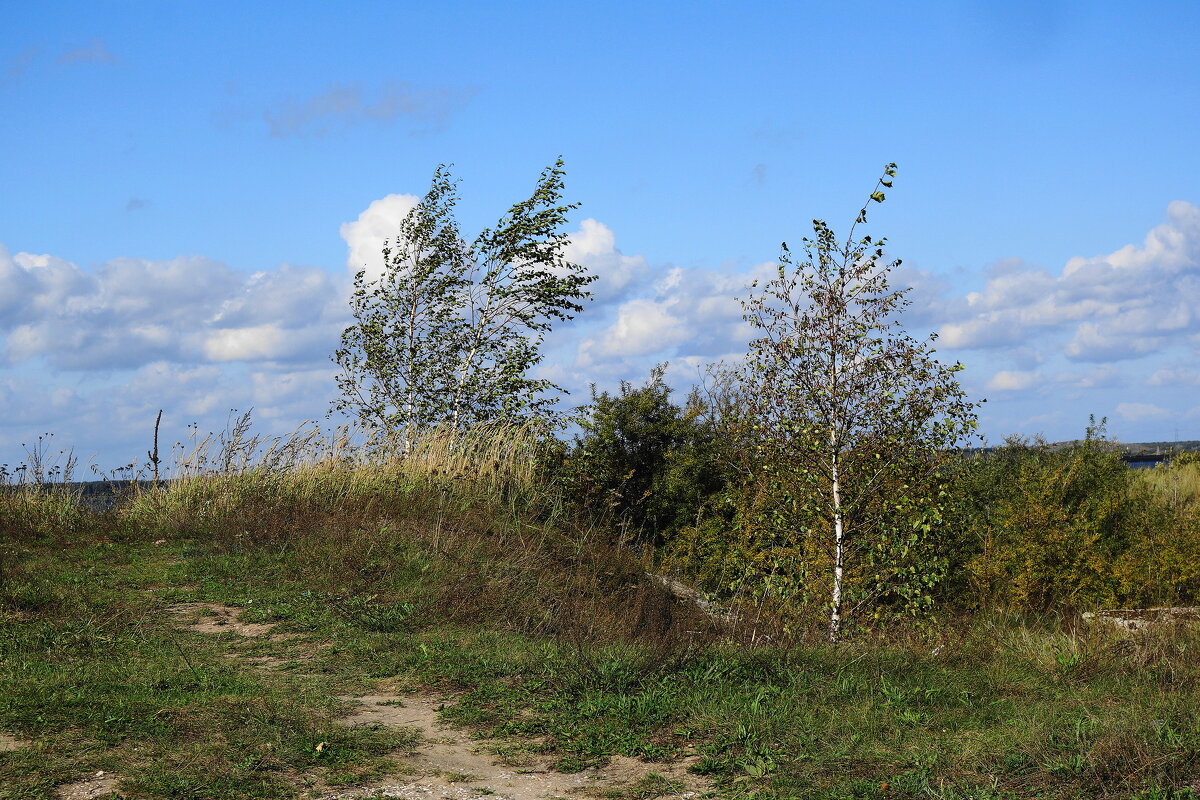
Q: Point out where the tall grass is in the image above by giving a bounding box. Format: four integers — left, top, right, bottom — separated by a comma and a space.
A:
62, 414, 719, 650
114, 414, 558, 531
1, 416, 568, 623
1138, 461, 1200, 511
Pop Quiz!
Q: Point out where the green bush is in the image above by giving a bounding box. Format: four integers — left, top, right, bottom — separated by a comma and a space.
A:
565, 365, 728, 545
945, 418, 1200, 611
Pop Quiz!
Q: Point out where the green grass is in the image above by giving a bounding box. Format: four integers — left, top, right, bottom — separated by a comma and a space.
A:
0, 538, 417, 799
3, 467, 1200, 798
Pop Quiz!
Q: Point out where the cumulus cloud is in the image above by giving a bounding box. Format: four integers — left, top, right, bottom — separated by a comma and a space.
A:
338, 193, 420, 281
1147, 367, 1200, 387
1053, 365, 1121, 389
937, 201, 1200, 360
563, 219, 649, 303
574, 262, 770, 376
264, 81, 476, 138
579, 298, 689, 363
0, 246, 345, 371
0, 374, 81, 427
0, 193, 673, 463
7, 192, 1200, 463
340, 197, 650, 306
560, 202, 1200, 440
202, 325, 292, 362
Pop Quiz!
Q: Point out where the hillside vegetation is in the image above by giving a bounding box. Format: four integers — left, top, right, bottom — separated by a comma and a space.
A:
3, 419, 1200, 799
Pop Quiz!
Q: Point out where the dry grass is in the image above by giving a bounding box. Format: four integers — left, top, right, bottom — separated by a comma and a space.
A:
109, 414, 721, 652
1138, 461, 1200, 510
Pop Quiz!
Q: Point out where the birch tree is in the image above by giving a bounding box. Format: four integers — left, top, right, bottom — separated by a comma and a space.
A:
737, 164, 978, 640
333, 160, 595, 446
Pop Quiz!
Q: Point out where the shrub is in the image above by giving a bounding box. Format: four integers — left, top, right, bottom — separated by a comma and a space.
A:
946, 418, 1200, 611
565, 365, 728, 546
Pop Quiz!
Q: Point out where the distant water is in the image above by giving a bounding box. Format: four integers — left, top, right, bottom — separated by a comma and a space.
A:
1128, 458, 1169, 469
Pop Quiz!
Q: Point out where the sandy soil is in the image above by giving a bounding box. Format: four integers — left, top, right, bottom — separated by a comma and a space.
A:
56, 771, 123, 799
169, 601, 288, 638
1082, 605, 1200, 633
325, 693, 707, 800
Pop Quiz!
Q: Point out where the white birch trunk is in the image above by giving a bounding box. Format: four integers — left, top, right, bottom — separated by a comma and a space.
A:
829, 448, 845, 642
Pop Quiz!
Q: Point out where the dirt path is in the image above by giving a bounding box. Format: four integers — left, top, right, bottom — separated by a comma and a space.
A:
325, 693, 706, 800
151, 602, 711, 800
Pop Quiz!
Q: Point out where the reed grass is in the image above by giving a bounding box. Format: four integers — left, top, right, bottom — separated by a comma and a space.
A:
105, 415, 558, 535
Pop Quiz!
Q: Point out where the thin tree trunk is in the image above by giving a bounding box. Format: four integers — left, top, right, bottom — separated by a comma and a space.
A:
403, 289, 420, 456
829, 449, 845, 642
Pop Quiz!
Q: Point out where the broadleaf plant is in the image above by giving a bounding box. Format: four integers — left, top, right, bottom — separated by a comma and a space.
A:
735, 163, 980, 640
333, 160, 595, 448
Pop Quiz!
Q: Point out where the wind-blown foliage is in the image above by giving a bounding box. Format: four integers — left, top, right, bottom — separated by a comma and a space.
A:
333, 160, 595, 445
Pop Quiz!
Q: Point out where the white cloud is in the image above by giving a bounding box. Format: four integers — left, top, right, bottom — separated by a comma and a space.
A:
1053, 365, 1121, 389
986, 370, 1041, 391
339, 193, 421, 281
208, 264, 343, 328
936, 201, 1200, 359
0, 374, 81, 426
203, 325, 290, 362
7, 195, 1200, 465
1116, 401, 1172, 422
578, 298, 689, 365
573, 260, 771, 379
0, 194, 674, 464
1147, 366, 1200, 387
124, 362, 228, 418
940, 317, 1027, 349
0, 247, 344, 371
341, 199, 649, 304
564, 219, 648, 303
1063, 322, 1163, 362
249, 366, 339, 420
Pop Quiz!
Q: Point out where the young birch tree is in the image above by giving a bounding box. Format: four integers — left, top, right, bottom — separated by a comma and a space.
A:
738, 164, 978, 641
333, 160, 595, 448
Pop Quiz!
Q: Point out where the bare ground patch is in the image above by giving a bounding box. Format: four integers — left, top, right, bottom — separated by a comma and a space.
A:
169, 601, 280, 637
324, 693, 707, 800
0, 732, 28, 752
1082, 605, 1200, 633
55, 771, 124, 799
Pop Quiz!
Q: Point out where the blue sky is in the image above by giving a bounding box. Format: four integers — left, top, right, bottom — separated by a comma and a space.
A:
3, 1, 1200, 471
